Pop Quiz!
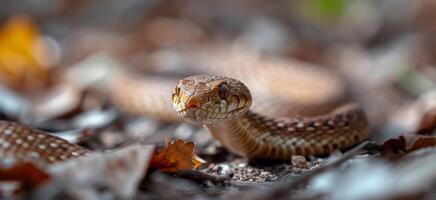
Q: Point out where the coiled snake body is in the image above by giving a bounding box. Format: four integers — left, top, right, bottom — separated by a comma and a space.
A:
0, 46, 370, 162
171, 75, 368, 159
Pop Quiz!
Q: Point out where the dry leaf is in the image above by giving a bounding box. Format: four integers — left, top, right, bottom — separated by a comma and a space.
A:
150, 139, 204, 173
383, 106, 436, 159
307, 148, 436, 200
48, 144, 154, 199
383, 133, 436, 158
0, 162, 51, 195
0, 15, 50, 91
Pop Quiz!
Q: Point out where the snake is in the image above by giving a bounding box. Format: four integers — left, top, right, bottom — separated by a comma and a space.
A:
0, 45, 370, 162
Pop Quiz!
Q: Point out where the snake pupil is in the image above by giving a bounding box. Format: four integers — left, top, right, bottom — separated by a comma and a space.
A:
218, 83, 229, 99
176, 87, 181, 95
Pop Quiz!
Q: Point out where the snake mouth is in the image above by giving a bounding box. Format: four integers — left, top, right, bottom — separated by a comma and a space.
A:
175, 106, 246, 124
174, 101, 246, 115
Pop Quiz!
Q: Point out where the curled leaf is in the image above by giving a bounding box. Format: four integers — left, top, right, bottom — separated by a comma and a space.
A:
384, 106, 436, 159
383, 133, 436, 158
150, 139, 205, 173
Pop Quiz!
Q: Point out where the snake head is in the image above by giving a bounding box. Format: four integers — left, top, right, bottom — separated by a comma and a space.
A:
172, 75, 252, 124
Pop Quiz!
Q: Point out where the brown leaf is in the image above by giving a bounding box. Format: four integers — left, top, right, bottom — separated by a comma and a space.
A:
150, 139, 204, 173
0, 162, 51, 194
383, 133, 436, 158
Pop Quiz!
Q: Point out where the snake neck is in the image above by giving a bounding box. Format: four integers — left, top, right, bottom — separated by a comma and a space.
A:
204, 105, 369, 159
205, 111, 295, 159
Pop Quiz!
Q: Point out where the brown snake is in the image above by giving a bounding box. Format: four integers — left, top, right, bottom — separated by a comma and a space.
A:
0, 46, 370, 162
172, 75, 368, 159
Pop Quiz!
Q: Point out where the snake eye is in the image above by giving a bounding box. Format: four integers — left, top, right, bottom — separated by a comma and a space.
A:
175, 87, 180, 95
218, 83, 229, 99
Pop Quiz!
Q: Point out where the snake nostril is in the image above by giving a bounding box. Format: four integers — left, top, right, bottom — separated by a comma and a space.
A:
186, 98, 200, 109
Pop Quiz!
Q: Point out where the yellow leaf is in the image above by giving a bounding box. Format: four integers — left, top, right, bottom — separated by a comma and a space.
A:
0, 15, 50, 91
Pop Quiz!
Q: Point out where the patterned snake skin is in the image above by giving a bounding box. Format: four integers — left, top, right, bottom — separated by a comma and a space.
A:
0, 46, 370, 162
172, 75, 369, 159
0, 121, 89, 163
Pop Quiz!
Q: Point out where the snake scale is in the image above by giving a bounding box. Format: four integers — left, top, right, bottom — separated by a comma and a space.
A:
0, 46, 370, 163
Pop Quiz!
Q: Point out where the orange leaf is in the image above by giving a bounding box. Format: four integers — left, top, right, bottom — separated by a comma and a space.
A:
150, 139, 204, 173
0, 15, 50, 91
0, 162, 51, 194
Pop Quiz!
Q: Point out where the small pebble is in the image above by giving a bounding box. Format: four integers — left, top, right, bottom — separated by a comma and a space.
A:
292, 155, 309, 169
